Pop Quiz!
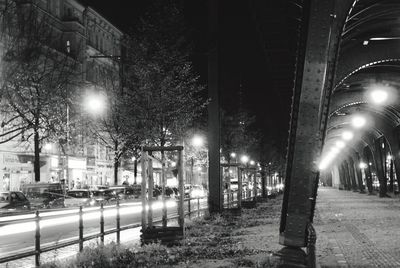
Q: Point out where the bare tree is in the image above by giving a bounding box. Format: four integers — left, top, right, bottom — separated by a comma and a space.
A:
86, 62, 140, 185
0, 1, 81, 182
125, 0, 207, 149
221, 109, 259, 163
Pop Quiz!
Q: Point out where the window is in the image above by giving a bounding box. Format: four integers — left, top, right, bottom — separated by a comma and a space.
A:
16, 192, 27, 201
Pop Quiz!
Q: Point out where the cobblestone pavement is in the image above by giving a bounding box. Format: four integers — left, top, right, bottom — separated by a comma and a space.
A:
315, 187, 400, 268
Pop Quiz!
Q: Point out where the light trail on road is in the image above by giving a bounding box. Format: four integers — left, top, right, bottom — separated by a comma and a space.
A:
0, 200, 177, 236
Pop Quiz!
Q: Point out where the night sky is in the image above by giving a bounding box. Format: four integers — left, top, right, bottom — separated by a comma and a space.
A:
80, 0, 295, 152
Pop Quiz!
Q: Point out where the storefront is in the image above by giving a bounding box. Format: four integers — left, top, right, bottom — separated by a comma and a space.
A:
96, 160, 114, 186
0, 152, 49, 191
68, 157, 87, 189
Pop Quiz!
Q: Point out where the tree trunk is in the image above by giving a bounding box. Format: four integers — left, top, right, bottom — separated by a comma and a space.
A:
261, 170, 266, 198
114, 141, 119, 185
34, 128, 40, 182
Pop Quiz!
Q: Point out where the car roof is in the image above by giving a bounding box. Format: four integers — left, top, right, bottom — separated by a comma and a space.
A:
68, 189, 90, 192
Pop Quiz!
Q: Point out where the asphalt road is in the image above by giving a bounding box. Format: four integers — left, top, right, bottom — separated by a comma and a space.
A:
0, 198, 207, 258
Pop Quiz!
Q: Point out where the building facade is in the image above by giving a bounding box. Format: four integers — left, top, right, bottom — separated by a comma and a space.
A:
0, 0, 129, 191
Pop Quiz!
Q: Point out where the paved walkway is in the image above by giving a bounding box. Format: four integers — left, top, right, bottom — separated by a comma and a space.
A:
315, 187, 400, 268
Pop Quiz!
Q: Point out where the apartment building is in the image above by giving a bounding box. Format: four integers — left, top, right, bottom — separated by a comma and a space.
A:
0, 0, 127, 191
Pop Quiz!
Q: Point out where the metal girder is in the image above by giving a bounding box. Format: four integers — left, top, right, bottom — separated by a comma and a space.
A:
373, 137, 388, 196
326, 110, 400, 183
335, 41, 400, 88
280, 0, 336, 248
328, 88, 400, 123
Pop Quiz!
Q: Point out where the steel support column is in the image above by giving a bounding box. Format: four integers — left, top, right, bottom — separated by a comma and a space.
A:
364, 147, 374, 194
343, 161, 352, 191
348, 157, 358, 191
374, 138, 388, 197
279, 0, 336, 248
355, 152, 365, 192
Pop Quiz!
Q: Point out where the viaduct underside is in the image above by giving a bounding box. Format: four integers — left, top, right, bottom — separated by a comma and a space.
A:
281, 0, 400, 254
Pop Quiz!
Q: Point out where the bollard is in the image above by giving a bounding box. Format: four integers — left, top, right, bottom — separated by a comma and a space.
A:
79, 206, 83, 252
35, 210, 40, 267
116, 200, 120, 244
100, 203, 104, 244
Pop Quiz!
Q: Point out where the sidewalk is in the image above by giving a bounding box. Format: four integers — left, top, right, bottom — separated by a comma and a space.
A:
315, 187, 400, 268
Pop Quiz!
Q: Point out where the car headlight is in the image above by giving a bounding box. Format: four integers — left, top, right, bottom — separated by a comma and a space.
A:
89, 200, 96, 206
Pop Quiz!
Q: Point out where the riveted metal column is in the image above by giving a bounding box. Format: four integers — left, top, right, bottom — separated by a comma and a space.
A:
374, 138, 388, 197
354, 153, 365, 192
388, 127, 400, 191
364, 147, 374, 194
338, 164, 346, 190
343, 161, 352, 191
347, 158, 358, 191
279, 0, 336, 247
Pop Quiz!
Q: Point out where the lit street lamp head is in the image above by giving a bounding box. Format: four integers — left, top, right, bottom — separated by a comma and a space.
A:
351, 115, 366, 128
335, 140, 346, 149
240, 155, 249, 164
192, 135, 204, 147
342, 131, 354, 141
85, 93, 106, 115
366, 84, 395, 105
359, 162, 367, 169
370, 88, 389, 104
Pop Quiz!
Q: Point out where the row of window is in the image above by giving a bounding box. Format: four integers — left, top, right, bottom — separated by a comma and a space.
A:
42, 0, 120, 56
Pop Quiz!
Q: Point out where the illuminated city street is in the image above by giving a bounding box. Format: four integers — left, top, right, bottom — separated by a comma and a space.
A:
1, 0, 400, 267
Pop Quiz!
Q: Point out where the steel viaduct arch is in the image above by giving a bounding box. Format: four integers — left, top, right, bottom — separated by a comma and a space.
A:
280, 0, 400, 260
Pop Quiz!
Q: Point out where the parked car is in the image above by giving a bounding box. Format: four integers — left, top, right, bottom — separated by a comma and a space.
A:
0, 191, 31, 212
64, 190, 97, 207
93, 185, 109, 190
109, 186, 129, 200
130, 184, 141, 198
21, 183, 65, 209
92, 189, 116, 205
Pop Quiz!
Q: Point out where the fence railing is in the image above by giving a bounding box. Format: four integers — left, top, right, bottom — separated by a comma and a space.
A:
0, 188, 265, 267
0, 196, 207, 267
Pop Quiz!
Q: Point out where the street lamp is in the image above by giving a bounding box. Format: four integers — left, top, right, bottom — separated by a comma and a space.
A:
366, 83, 397, 106
190, 135, 205, 185
359, 162, 367, 169
351, 115, 366, 128
85, 93, 106, 116
342, 131, 354, 141
335, 140, 346, 149
370, 88, 389, 104
240, 155, 249, 164
192, 135, 204, 147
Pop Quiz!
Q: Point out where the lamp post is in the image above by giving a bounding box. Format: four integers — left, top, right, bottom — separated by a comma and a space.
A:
191, 135, 204, 185
64, 104, 70, 189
